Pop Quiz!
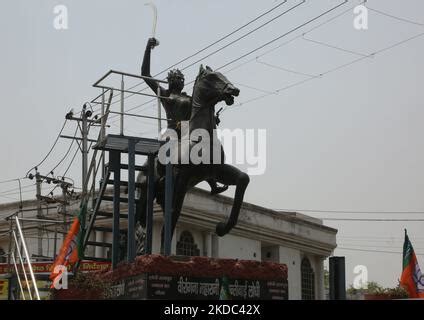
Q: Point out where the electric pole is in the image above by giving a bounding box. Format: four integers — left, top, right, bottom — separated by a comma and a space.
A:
62, 105, 98, 198
28, 172, 73, 259
35, 170, 43, 258
82, 104, 88, 196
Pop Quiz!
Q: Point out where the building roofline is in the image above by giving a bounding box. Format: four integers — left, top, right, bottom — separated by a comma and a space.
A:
0, 187, 337, 234
188, 188, 338, 234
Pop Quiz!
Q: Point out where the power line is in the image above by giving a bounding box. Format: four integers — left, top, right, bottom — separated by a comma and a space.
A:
0, 188, 36, 201
110, 0, 354, 120
107, 0, 362, 125
44, 144, 81, 198
0, 177, 27, 185
339, 235, 424, 240
322, 218, 424, 222
227, 26, 424, 112
45, 122, 96, 197
339, 242, 424, 249
1, 189, 35, 197
215, 0, 349, 71
257, 58, 319, 78
0, 194, 19, 201
63, 145, 80, 177
96, 0, 292, 112
25, 119, 68, 177
276, 209, 424, 214
338, 238, 411, 243
217, 1, 356, 113
367, 6, 424, 27
47, 123, 79, 176
178, 1, 307, 74
219, 0, 364, 84
43, 107, 98, 197
301, 36, 371, 57
153, 0, 290, 76
234, 82, 276, 95
372, 30, 424, 55
246, 0, 364, 64
0, 183, 35, 196
106, 1, 304, 122
337, 246, 424, 256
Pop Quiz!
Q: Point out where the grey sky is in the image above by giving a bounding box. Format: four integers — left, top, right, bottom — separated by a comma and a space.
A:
1, 0, 424, 288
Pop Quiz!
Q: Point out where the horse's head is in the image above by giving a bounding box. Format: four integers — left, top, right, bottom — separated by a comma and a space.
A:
194, 65, 240, 106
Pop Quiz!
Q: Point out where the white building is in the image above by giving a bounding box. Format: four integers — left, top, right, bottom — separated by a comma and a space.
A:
0, 187, 337, 300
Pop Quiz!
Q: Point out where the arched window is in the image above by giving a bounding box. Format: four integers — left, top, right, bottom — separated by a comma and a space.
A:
301, 257, 315, 300
176, 231, 200, 257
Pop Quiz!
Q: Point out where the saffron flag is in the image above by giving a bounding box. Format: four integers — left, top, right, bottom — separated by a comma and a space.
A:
400, 230, 424, 298
49, 203, 87, 281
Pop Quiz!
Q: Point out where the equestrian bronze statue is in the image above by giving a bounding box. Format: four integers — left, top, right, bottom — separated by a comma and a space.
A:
135, 38, 249, 252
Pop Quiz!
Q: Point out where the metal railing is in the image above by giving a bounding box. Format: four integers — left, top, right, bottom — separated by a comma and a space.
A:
2, 211, 75, 300
92, 69, 169, 140
76, 69, 175, 266
9, 216, 40, 300
83, 70, 172, 209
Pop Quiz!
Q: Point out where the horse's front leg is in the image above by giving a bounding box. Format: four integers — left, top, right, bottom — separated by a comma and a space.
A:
214, 164, 250, 236
160, 167, 190, 253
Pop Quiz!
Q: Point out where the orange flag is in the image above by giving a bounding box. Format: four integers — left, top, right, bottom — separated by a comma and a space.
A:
49, 204, 86, 281
400, 230, 424, 298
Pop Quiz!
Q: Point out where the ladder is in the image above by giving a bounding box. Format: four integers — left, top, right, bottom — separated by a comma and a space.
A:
81, 135, 162, 268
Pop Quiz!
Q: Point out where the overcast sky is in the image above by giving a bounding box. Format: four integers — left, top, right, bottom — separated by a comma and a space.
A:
1, 0, 424, 288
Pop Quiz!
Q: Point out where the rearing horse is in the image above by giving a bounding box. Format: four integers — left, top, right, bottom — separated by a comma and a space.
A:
136, 65, 249, 248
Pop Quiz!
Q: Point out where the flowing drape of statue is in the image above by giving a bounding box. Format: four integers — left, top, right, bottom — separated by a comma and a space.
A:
134, 38, 249, 254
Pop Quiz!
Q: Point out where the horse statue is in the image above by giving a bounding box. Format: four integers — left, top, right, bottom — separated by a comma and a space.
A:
135, 65, 249, 251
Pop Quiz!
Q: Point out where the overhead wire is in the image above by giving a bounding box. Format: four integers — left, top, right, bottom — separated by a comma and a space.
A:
0, 184, 36, 196
88, 0, 292, 114
0, 177, 27, 185
215, 0, 349, 72
322, 218, 424, 222
367, 6, 424, 27
118, 0, 351, 118
47, 123, 79, 177
337, 242, 424, 250
337, 246, 424, 256
226, 25, 424, 112
223, 0, 424, 112
276, 209, 424, 214
25, 119, 68, 177
177, 0, 307, 74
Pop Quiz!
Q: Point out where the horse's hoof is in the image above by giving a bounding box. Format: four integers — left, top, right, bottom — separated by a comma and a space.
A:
215, 222, 228, 237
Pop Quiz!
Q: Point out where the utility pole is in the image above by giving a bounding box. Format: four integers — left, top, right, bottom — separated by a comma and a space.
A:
61, 181, 68, 228
62, 105, 98, 198
28, 172, 73, 259
35, 170, 43, 258
82, 104, 89, 196
56, 180, 69, 257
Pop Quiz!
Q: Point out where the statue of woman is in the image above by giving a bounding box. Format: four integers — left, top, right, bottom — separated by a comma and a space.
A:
142, 37, 228, 195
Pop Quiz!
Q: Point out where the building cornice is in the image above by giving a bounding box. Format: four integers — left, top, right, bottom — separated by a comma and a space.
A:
179, 206, 336, 257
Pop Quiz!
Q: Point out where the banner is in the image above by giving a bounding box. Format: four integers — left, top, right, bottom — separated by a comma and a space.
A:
109, 274, 289, 300
0, 261, 111, 275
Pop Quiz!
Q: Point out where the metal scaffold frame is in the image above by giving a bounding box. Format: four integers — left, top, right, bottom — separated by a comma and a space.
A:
74, 70, 174, 269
